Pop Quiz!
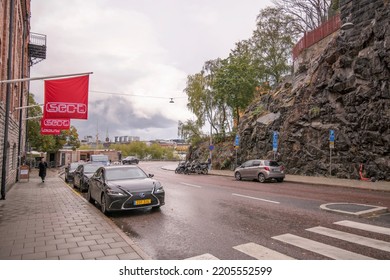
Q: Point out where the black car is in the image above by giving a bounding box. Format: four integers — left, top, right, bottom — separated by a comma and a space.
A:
87, 165, 165, 215
65, 162, 84, 183
122, 156, 139, 164
73, 163, 103, 192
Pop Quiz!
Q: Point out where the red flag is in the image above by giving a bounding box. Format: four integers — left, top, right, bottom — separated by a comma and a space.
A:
44, 75, 89, 119
41, 118, 70, 130
40, 128, 61, 135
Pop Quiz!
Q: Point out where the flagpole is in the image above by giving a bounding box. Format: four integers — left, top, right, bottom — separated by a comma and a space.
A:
0, 71, 93, 84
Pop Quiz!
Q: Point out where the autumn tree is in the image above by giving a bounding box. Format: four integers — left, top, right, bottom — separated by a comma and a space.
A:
251, 6, 298, 84
213, 40, 258, 127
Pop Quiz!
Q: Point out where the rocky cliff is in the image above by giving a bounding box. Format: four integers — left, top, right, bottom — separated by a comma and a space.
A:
187, 0, 390, 181
237, 0, 390, 180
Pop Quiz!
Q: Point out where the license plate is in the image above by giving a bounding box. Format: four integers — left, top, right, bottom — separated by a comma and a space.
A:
273, 168, 280, 172
134, 199, 151, 206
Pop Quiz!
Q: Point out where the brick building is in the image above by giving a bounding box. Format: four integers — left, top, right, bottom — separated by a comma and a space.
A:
0, 0, 31, 199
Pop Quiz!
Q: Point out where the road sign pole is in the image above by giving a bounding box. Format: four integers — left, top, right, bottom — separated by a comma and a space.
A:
330, 148, 332, 176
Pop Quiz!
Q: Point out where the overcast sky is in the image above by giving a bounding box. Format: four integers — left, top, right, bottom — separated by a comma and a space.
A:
30, 0, 272, 141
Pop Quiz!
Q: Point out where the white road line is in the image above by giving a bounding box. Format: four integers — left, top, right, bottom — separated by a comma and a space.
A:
185, 253, 219, 260
233, 242, 295, 260
181, 183, 202, 188
272, 233, 374, 260
307, 226, 390, 252
232, 193, 280, 204
334, 220, 390, 236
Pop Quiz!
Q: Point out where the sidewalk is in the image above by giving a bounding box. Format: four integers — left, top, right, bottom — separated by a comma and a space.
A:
0, 169, 150, 260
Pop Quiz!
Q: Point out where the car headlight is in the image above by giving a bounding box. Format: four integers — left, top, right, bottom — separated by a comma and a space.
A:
153, 182, 164, 194
106, 188, 126, 196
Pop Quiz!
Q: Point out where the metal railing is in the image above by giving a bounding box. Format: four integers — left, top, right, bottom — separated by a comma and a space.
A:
292, 14, 341, 61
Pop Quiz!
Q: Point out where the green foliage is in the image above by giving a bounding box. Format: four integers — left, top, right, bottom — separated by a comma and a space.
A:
309, 106, 321, 118
251, 7, 297, 85
250, 105, 265, 117
178, 119, 203, 146
213, 40, 259, 127
111, 141, 178, 160
27, 93, 80, 152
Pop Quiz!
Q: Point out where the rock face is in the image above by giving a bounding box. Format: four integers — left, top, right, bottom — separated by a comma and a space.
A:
237, 0, 390, 180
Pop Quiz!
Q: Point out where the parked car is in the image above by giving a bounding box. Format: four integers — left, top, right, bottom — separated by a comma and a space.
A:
122, 156, 139, 165
87, 165, 165, 214
65, 162, 85, 183
234, 159, 285, 183
73, 163, 104, 192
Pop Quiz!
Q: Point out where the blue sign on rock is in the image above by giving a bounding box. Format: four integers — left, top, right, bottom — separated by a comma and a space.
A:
234, 135, 240, 147
273, 131, 278, 152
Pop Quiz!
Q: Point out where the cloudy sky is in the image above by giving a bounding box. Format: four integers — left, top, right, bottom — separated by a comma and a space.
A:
30, 0, 272, 141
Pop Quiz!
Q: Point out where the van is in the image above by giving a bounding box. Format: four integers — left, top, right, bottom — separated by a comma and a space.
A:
90, 154, 110, 166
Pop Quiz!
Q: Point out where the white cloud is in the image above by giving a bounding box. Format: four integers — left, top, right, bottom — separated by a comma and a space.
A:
30, 0, 272, 140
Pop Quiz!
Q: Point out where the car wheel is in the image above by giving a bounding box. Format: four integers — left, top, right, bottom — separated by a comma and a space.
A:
235, 172, 242, 181
276, 178, 284, 182
258, 173, 266, 183
101, 194, 110, 215
87, 188, 94, 203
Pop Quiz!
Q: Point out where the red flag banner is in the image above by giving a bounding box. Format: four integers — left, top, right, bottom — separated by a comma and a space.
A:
41, 118, 71, 130
44, 75, 89, 119
40, 128, 61, 135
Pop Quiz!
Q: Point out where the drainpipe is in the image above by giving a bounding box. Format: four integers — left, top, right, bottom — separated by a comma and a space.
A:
1, 0, 15, 200
16, 7, 29, 182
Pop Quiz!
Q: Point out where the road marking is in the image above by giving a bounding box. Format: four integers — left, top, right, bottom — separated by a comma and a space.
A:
181, 183, 202, 188
232, 193, 280, 204
334, 220, 390, 236
233, 242, 295, 260
307, 226, 390, 252
272, 233, 374, 259
185, 253, 219, 260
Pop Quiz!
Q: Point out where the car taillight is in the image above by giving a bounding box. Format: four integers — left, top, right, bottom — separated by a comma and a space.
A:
264, 167, 270, 171
280, 166, 285, 171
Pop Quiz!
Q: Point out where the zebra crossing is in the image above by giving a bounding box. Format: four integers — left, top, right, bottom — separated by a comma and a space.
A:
185, 220, 390, 260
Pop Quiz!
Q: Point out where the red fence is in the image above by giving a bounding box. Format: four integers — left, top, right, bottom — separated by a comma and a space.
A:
292, 14, 341, 61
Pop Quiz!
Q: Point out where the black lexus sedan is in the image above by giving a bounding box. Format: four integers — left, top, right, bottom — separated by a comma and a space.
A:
87, 165, 165, 215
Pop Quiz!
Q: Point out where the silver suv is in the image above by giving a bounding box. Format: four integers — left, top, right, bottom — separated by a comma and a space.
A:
234, 159, 285, 183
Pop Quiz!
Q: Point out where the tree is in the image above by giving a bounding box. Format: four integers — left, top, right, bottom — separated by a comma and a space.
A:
27, 93, 80, 152
272, 0, 339, 35
62, 126, 81, 151
178, 119, 203, 145
213, 40, 259, 127
251, 7, 298, 84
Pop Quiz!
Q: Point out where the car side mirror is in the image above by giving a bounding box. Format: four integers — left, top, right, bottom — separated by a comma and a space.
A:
148, 174, 154, 178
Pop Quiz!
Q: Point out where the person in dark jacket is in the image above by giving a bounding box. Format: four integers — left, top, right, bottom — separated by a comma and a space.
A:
38, 158, 48, 182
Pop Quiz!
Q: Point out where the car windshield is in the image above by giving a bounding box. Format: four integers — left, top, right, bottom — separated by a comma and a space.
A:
106, 167, 148, 181
84, 164, 102, 173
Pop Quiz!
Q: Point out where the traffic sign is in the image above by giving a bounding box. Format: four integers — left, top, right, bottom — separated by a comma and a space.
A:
234, 135, 240, 147
273, 131, 279, 152
209, 145, 214, 151
329, 130, 335, 142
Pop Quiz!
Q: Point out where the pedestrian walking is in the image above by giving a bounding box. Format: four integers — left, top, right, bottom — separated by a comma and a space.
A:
38, 158, 48, 182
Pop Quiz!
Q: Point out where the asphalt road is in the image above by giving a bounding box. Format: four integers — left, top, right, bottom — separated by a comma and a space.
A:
81, 161, 390, 260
